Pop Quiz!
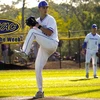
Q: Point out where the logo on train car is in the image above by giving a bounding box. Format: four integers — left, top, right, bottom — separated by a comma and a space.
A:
0, 19, 20, 35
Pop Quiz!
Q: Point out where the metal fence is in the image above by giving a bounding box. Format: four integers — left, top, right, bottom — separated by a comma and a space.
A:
0, 36, 100, 69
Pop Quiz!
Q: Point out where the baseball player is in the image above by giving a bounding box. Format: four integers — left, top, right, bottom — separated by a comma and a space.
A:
82, 24, 100, 78
14, 0, 59, 99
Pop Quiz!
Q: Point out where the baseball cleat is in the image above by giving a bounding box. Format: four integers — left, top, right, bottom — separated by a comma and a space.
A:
94, 75, 98, 78
33, 91, 44, 99
14, 50, 28, 61
86, 73, 89, 78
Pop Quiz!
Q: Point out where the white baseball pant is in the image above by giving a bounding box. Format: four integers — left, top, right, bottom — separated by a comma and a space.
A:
85, 49, 98, 75
22, 27, 58, 91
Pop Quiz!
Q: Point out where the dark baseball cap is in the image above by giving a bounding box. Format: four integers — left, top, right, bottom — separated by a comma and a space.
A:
92, 24, 97, 29
38, 1, 48, 8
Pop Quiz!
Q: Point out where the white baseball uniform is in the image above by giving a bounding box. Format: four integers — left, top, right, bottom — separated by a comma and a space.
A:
22, 14, 59, 91
83, 32, 100, 75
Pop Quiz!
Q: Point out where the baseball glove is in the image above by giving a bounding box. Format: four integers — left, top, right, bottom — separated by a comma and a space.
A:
26, 16, 38, 26
96, 49, 100, 57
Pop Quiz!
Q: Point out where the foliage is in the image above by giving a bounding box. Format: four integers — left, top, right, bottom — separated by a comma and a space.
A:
0, 0, 100, 56
0, 1, 99, 34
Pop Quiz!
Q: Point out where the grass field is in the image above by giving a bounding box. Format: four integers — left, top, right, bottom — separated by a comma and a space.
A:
0, 68, 100, 99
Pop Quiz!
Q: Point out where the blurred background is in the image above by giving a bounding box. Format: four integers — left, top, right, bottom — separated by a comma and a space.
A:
0, 0, 100, 69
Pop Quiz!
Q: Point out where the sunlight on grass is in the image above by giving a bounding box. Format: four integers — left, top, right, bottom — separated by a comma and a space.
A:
0, 69, 100, 99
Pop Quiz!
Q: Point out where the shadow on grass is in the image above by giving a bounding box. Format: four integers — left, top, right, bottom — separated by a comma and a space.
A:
61, 88, 100, 96
69, 78, 94, 82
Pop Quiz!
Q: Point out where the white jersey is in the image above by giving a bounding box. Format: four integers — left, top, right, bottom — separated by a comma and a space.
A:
84, 33, 100, 51
36, 14, 59, 42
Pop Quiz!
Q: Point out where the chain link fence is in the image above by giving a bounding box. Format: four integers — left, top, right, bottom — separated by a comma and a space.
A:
0, 34, 100, 69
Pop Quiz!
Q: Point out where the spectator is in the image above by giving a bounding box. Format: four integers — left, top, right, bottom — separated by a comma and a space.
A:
1, 44, 9, 64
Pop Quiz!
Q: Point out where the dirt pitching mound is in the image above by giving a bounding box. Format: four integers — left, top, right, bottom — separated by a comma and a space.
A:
0, 97, 99, 100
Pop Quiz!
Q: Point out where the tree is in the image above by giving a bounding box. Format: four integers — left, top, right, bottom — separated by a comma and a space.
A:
12, 0, 26, 30
66, 0, 100, 35
22, 0, 26, 30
